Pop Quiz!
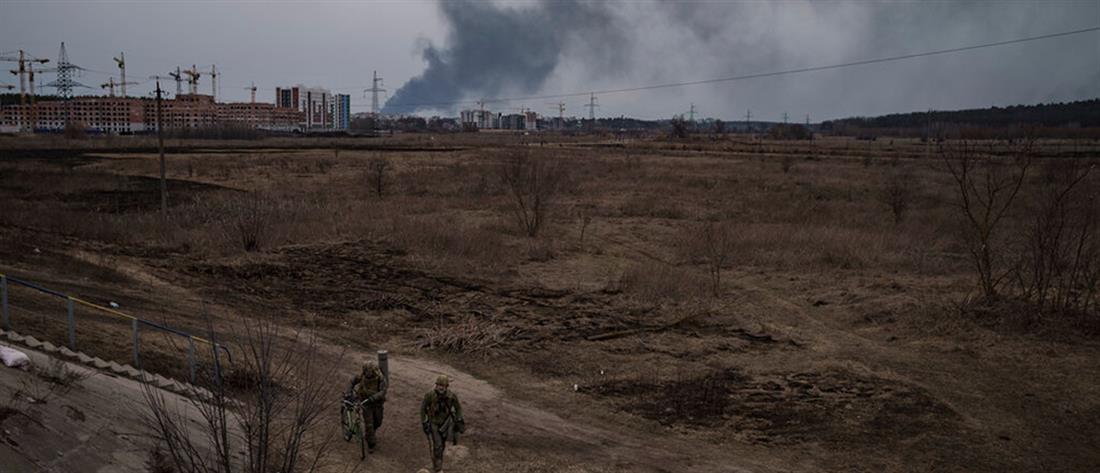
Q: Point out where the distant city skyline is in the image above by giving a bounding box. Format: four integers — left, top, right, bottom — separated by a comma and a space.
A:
2, 0, 1098, 121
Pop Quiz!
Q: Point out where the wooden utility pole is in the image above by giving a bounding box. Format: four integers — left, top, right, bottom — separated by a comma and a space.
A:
156, 79, 167, 216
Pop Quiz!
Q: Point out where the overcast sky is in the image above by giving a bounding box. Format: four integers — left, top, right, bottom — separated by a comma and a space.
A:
1, 0, 1098, 121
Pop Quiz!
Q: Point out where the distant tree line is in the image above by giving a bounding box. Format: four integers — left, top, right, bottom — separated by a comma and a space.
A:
822, 99, 1100, 136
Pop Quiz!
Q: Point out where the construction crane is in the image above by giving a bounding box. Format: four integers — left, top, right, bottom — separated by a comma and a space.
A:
1, 50, 50, 107
100, 76, 138, 97
113, 52, 129, 97
208, 64, 217, 101
168, 67, 183, 96
183, 65, 200, 95
244, 82, 257, 103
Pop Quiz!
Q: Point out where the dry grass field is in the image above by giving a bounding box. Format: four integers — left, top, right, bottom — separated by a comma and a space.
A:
1, 132, 1099, 472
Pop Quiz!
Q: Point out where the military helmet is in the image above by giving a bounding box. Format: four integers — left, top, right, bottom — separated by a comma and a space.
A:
362, 361, 377, 375
435, 375, 450, 387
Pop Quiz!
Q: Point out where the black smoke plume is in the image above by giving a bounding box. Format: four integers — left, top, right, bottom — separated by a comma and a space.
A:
383, 0, 623, 114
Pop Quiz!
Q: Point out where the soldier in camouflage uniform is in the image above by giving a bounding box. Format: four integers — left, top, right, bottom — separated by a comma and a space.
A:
420, 375, 464, 473
349, 361, 388, 452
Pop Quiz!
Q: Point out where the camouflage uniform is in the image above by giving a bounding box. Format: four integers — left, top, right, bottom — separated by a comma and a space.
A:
421, 375, 464, 473
349, 363, 388, 451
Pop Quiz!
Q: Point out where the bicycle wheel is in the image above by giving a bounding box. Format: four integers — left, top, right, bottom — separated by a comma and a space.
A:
340, 404, 352, 442
358, 416, 367, 460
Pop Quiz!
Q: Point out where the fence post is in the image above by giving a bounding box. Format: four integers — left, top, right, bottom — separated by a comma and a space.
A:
188, 337, 197, 384
377, 350, 389, 383
1, 275, 9, 331
132, 319, 140, 367
67, 297, 76, 350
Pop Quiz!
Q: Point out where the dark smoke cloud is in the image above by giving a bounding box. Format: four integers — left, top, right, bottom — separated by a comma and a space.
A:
383, 0, 625, 114
386, 0, 1099, 119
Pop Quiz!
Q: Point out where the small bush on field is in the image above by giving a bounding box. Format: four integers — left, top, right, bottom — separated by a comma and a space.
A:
498, 152, 570, 237
781, 155, 795, 174
881, 170, 916, 224
417, 314, 513, 355
197, 192, 288, 252
366, 156, 391, 198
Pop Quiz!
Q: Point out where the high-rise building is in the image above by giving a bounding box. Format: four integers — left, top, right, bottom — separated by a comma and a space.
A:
275, 85, 349, 130
332, 94, 351, 130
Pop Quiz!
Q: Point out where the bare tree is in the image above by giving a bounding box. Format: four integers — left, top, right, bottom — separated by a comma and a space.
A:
498, 152, 568, 237
943, 138, 1034, 299
695, 220, 736, 298
366, 157, 390, 199
881, 170, 916, 224
669, 116, 689, 139
142, 316, 342, 473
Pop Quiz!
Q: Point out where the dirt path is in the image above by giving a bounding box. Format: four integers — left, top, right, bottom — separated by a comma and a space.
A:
319, 343, 765, 473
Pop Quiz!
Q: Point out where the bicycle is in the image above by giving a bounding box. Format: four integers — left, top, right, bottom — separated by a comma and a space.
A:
341, 395, 368, 460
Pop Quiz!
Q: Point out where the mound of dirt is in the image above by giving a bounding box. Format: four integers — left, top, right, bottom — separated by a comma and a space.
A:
586, 368, 960, 446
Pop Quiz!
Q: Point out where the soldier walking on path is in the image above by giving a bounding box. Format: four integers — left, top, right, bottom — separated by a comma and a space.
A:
421, 375, 465, 473
349, 360, 388, 453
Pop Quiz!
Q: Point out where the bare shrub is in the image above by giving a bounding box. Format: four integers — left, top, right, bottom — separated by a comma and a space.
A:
142, 317, 341, 473
1013, 158, 1100, 315
203, 193, 283, 252
366, 156, 390, 198
498, 152, 569, 237
39, 356, 93, 396
881, 170, 916, 224
8, 357, 93, 408
417, 314, 512, 355
943, 139, 1033, 299
781, 155, 795, 174
690, 221, 737, 297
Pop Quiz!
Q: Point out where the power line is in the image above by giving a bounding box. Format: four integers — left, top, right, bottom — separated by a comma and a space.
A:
384, 25, 1100, 109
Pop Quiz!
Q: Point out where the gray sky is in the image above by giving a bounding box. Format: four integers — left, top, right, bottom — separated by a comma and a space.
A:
2, 0, 1098, 121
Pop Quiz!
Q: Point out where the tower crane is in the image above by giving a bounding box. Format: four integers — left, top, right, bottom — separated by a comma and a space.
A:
3, 52, 49, 133
208, 64, 217, 101
1, 50, 50, 106
183, 65, 200, 95
113, 52, 129, 97
546, 102, 565, 119
168, 67, 183, 96
101, 77, 138, 97
244, 82, 257, 103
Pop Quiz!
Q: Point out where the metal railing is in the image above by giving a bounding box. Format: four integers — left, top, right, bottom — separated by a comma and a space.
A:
0, 272, 230, 384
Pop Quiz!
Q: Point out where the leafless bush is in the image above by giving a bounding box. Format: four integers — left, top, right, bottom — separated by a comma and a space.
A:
781, 155, 795, 174
943, 139, 1033, 299
205, 193, 282, 252
417, 314, 512, 355
366, 156, 390, 198
692, 221, 737, 297
1013, 158, 1100, 315
8, 357, 93, 407
142, 317, 341, 473
498, 152, 569, 237
39, 356, 93, 396
881, 171, 916, 224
